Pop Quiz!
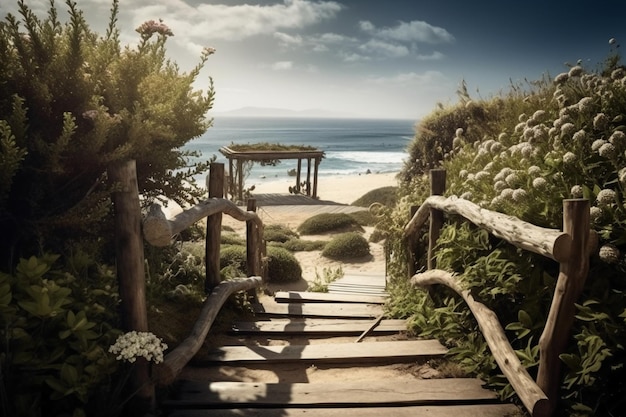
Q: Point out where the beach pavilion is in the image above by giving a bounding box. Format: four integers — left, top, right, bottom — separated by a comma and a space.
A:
219, 144, 325, 202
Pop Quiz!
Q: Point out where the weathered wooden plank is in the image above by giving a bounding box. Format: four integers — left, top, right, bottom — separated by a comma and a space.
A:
274, 291, 387, 304
231, 318, 407, 334
168, 403, 521, 417
167, 378, 499, 407
203, 340, 447, 363
252, 302, 383, 318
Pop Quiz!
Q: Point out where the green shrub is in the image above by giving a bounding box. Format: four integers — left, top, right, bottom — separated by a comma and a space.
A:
297, 213, 363, 235
219, 245, 247, 273
264, 224, 299, 243
352, 186, 399, 207
266, 246, 302, 283
0, 0, 215, 267
348, 210, 377, 226
322, 232, 370, 260
281, 238, 327, 252
221, 233, 245, 246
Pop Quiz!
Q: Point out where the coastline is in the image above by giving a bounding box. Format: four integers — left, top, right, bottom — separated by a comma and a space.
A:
247, 171, 399, 205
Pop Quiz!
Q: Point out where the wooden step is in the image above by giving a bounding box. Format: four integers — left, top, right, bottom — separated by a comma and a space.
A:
252, 302, 382, 318
231, 318, 406, 335
203, 340, 447, 364
165, 378, 500, 408
167, 403, 521, 417
274, 291, 387, 304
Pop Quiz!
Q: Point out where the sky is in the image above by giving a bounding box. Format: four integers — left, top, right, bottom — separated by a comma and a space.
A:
2, 0, 626, 120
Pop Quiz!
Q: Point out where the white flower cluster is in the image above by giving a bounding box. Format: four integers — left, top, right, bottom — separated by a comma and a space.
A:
109, 331, 168, 364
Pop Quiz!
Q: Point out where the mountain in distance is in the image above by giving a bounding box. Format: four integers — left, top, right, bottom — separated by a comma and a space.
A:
211, 106, 356, 119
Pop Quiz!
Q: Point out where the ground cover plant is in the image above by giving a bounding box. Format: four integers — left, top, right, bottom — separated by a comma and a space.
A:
385, 44, 626, 416
322, 232, 370, 260
297, 212, 364, 234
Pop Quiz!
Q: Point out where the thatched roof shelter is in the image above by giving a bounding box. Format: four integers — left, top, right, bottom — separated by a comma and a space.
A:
219, 144, 325, 201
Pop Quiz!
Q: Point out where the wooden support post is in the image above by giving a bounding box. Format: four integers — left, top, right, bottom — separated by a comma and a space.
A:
236, 159, 244, 202
428, 169, 446, 270
246, 199, 261, 300
108, 159, 153, 414
228, 159, 234, 200
312, 157, 320, 199
306, 157, 312, 196
296, 159, 302, 193
206, 163, 224, 293
537, 199, 592, 416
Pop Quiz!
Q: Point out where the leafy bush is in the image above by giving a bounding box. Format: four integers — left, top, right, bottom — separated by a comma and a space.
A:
266, 246, 302, 283
0, 254, 120, 417
347, 209, 377, 226
264, 224, 299, 243
352, 186, 399, 207
322, 232, 370, 260
219, 245, 247, 274
297, 213, 363, 235
280, 238, 327, 252
0, 0, 215, 267
221, 233, 245, 246
386, 47, 626, 415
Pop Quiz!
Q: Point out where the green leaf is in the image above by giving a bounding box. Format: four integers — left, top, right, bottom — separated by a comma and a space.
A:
560, 353, 581, 371
518, 309, 533, 328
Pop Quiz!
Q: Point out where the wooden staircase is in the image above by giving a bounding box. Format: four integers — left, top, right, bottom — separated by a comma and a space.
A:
162, 273, 522, 416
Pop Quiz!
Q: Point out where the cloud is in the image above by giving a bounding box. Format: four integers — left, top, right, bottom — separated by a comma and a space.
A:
359, 39, 409, 58
367, 70, 448, 86
360, 19, 455, 44
190, 0, 343, 40
271, 61, 294, 70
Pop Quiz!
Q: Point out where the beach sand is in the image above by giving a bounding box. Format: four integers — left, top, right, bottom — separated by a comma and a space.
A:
220, 171, 400, 292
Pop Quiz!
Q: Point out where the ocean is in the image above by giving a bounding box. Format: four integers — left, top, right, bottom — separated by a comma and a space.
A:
184, 117, 416, 183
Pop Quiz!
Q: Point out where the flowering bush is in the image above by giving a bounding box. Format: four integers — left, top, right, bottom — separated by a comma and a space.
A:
387, 42, 626, 415
109, 331, 168, 364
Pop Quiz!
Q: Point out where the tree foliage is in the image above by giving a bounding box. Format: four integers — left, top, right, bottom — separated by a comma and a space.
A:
0, 0, 215, 269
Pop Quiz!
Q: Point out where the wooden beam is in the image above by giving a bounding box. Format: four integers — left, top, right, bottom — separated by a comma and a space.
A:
168, 378, 500, 407
274, 291, 387, 304
203, 339, 447, 363
231, 318, 407, 334
411, 269, 549, 417
252, 301, 383, 318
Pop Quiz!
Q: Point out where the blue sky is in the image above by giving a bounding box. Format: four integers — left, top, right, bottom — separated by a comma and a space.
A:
2, 0, 626, 120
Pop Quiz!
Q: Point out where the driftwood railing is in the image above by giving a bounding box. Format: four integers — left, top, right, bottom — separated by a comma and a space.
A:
404, 169, 597, 417
110, 160, 266, 413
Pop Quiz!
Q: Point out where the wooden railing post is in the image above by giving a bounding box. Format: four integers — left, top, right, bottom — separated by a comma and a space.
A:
206, 163, 224, 293
108, 159, 153, 414
537, 199, 592, 416
246, 199, 261, 277
407, 204, 419, 277
428, 169, 446, 270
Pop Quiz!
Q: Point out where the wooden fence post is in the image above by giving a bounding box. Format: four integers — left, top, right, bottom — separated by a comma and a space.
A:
246, 199, 261, 300
537, 199, 591, 415
206, 163, 224, 293
428, 169, 446, 270
407, 205, 419, 277
108, 159, 153, 413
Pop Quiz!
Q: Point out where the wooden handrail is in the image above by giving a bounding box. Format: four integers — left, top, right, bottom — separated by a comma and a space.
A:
143, 197, 262, 247
404, 195, 572, 262
411, 269, 550, 417
154, 276, 263, 386
403, 170, 597, 416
